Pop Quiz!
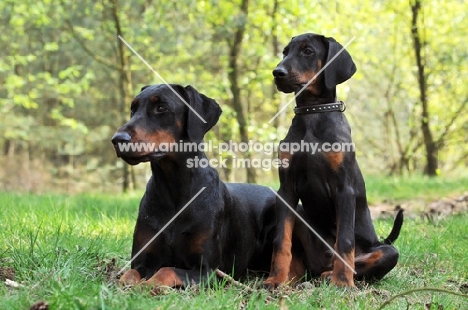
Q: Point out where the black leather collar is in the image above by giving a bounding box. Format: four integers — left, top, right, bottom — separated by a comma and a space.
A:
294, 101, 346, 115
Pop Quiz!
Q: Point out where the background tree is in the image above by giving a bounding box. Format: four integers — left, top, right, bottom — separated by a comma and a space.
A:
1, 0, 467, 193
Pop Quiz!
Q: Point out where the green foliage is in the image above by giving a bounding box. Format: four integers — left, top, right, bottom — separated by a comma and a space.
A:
0, 0, 467, 191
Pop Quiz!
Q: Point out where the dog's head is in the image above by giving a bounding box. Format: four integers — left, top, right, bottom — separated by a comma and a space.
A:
111, 84, 222, 165
272, 33, 356, 96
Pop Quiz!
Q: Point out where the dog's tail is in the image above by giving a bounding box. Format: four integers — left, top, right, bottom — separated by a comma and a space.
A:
383, 208, 404, 245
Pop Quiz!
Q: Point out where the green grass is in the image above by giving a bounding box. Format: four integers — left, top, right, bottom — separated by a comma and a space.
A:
365, 175, 468, 204
1, 186, 468, 309
264, 175, 468, 205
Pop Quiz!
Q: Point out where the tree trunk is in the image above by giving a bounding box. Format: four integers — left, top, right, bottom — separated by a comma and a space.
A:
63, 0, 137, 191
410, 0, 438, 176
271, 0, 284, 129
227, 0, 256, 183
109, 0, 136, 191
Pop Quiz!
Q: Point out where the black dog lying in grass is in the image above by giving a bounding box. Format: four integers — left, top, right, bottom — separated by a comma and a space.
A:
112, 84, 276, 293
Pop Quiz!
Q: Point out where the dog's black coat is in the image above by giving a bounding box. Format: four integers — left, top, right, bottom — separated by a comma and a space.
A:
112, 84, 275, 290
264, 34, 404, 288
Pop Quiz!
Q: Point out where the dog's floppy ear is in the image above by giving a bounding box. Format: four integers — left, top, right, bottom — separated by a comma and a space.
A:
184, 85, 222, 142
140, 85, 150, 92
322, 37, 356, 90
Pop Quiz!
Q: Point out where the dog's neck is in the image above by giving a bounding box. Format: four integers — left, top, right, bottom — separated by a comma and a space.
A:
151, 156, 191, 181
150, 149, 217, 195
294, 88, 337, 106
146, 150, 217, 217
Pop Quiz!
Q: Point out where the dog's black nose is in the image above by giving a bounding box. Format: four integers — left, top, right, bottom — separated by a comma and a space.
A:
273, 67, 288, 78
111, 132, 132, 146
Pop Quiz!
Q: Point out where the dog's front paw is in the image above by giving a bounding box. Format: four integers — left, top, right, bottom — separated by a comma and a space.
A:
143, 267, 184, 289
118, 269, 142, 287
263, 275, 288, 291
320, 270, 333, 281
321, 270, 355, 287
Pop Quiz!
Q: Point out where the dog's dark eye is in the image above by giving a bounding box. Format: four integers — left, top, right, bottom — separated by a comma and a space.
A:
156, 105, 167, 113
303, 48, 314, 56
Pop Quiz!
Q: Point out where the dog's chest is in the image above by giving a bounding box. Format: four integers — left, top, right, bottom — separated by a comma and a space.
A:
162, 218, 214, 255
280, 122, 341, 202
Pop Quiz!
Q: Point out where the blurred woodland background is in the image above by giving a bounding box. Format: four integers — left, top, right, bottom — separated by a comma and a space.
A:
1, 0, 467, 193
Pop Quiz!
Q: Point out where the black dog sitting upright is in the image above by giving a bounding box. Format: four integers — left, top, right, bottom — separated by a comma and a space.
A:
112, 84, 275, 291
263, 33, 404, 288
